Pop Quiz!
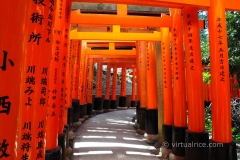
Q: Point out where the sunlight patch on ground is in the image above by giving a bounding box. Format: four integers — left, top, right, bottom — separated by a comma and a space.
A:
123, 137, 145, 141
73, 151, 113, 156
87, 130, 116, 133
74, 142, 155, 150
83, 136, 116, 139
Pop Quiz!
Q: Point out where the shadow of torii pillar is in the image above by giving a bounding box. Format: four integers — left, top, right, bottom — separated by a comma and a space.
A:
118, 66, 128, 109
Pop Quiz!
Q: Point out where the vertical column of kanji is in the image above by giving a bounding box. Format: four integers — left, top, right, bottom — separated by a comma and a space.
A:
118, 66, 127, 109
169, 8, 187, 159
110, 66, 118, 110
208, 0, 237, 159
145, 42, 158, 140
56, 0, 68, 159
82, 53, 89, 117
66, 40, 74, 124
62, 1, 72, 152
136, 41, 147, 133
33, 0, 55, 159
160, 27, 173, 155
87, 59, 94, 116
13, 1, 51, 160
94, 63, 103, 112
103, 64, 111, 112
182, 7, 209, 160
0, 1, 33, 159
45, 0, 63, 159
130, 68, 136, 108
79, 42, 86, 118
71, 40, 80, 122
72, 40, 79, 99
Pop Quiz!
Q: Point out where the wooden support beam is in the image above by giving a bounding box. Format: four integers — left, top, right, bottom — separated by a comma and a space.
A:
70, 30, 161, 41
73, 0, 240, 11
87, 42, 136, 47
71, 10, 172, 27
88, 55, 136, 58
86, 49, 136, 55
93, 58, 136, 63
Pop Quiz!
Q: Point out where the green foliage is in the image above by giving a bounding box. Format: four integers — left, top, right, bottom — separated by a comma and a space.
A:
232, 127, 240, 143
199, 11, 210, 64
226, 11, 240, 82
202, 71, 211, 84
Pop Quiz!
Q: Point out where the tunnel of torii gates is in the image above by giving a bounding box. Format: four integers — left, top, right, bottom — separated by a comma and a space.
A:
0, 0, 239, 160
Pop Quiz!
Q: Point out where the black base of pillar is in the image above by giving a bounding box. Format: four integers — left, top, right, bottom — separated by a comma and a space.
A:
67, 107, 73, 127
94, 97, 103, 111
79, 104, 84, 118
110, 100, 117, 110
103, 99, 110, 111
64, 125, 69, 148
87, 103, 93, 116
83, 104, 87, 117
208, 140, 237, 160
162, 124, 172, 149
72, 99, 80, 122
145, 109, 158, 135
204, 101, 211, 108
130, 100, 136, 108
138, 107, 146, 131
172, 126, 187, 157
58, 132, 66, 160
136, 100, 140, 123
185, 130, 209, 160
118, 96, 127, 107
45, 146, 62, 160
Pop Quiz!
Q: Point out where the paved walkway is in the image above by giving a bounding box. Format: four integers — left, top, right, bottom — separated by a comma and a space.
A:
71, 109, 159, 160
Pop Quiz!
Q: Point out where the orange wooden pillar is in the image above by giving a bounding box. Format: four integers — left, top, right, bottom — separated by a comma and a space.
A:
208, 0, 237, 159
136, 41, 147, 131
72, 40, 80, 99
145, 42, 158, 138
130, 68, 137, 108
1, 1, 53, 159
182, 6, 209, 160
61, 0, 71, 129
103, 64, 111, 111
71, 40, 81, 122
118, 66, 127, 109
82, 55, 89, 117
87, 58, 94, 116
160, 27, 173, 151
94, 63, 103, 112
170, 8, 187, 158
78, 43, 87, 118
45, 0, 68, 159
110, 66, 118, 110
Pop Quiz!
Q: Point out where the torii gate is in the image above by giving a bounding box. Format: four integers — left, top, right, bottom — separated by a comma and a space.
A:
0, 0, 238, 160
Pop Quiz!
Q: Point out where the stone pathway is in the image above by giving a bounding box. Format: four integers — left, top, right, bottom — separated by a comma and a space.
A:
71, 109, 160, 160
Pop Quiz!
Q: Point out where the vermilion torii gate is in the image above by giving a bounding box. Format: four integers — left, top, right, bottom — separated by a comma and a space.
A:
0, 0, 238, 160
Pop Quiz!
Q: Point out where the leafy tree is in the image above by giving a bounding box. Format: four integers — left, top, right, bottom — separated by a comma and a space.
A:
226, 11, 240, 82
